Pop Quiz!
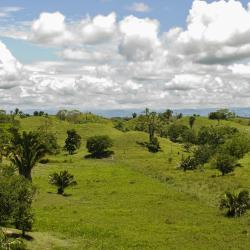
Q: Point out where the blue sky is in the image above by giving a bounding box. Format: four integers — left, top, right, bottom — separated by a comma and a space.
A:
1, 0, 250, 110
1, 0, 250, 63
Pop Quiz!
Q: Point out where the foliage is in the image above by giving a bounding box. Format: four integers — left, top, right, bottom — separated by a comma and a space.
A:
189, 116, 196, 129
197, 126, 238, 147
181, 128, 197, 144
168, 124, 189, 142
220, 190, 250, 217
114, 121, 129, 132
56, 109, 107, 124
86, 135, 113, 158
64, 129, 81, 155
8, 130, 49, 181
0, 173, 35, 236
214, 154, 237, 176
193, 145, 213, 166
146, 137, 160, 153
0, 230, 27, 250
179, 156, 198, 171
49, 171, 77, 195
219, 134, 250, 159
208, 109, 235, 123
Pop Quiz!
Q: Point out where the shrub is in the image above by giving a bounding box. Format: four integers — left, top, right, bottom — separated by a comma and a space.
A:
193, 145, 213, 166
0, 175, 35, 236
219, 135, 250, 159
0, 230, 27, 249
49, 171, 77, 195
168, 124, 189, 142
147, 137, 160, 153
179, 156, 198, 171
220, 190, 250, 217
214, 154, 237, 176
86, 135, 113, 158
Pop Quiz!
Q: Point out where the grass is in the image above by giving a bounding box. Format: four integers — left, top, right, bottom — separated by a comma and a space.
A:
8, 116, 250, 249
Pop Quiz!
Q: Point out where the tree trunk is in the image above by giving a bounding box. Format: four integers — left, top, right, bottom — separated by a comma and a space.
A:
58, 187, 64, 195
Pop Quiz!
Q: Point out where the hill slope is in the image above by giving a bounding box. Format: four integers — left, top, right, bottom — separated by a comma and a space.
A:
16, 116, 250, 249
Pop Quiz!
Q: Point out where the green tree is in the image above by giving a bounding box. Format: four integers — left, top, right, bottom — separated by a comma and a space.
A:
8, 131, 48, 181
220, 190, 250, 217
0, 173, 35, 237
64, 129, 81, 155
49, 171, 77, 195
214, 154, 237, 176
86, 135, 113, 158
193, 145, 213, 166
220, 135, 250, 159
179, 156, 198, 171
189, 116, 196, 129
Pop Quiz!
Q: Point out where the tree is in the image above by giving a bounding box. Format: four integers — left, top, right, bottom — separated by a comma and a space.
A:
219, 135, 250, 160
193, 145, 213, 166
220, 190, 250, 217
64, 129, 81, 155
49, 171, 77, 195
162, 109, 173, 121
0, 172, 35, 237
168, 124, 189, 142
132, 112, 137, 118
214, 154, 237, 176
179, 156, 198, 171
86, 135, 113, 158
189, 116, 196, 129
8, 131, 48, 181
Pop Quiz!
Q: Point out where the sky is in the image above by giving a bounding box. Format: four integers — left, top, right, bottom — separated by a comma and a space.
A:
0, 0, 250, 111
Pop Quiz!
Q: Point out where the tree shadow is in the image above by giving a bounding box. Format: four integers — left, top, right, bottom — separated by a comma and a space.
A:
84, 150, 114, 159
5, 232, 33, 241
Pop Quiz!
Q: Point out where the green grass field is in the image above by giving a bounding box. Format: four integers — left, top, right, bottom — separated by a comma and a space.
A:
14, 116, 250, 249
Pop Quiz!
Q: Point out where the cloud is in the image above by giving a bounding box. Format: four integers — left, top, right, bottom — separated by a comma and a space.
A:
165, 0, 250, 65
0, 41, 24, 88
30, 12, 117, 46
119, 16, 160, 61
127, 2, 151, 13
1, 1, 250, 110
0, 6, 23, 18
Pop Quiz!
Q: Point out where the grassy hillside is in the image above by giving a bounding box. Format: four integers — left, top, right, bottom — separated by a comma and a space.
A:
11, 116, 250, 249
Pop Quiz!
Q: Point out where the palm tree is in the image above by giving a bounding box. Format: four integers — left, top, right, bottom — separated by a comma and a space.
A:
8, 131, 48, 181
220, 190, 250, 217
49, 171, 77, 195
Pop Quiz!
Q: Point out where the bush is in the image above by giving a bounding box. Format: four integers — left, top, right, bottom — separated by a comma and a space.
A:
214, 154, 237, 176
219, 135, 250, 159
0, 230, 27, 249
179, 156, 198, 171
220, 190, 250, 217
193, 145, 213, 166
86, 135, 113, 158
0, 175, 35, 236
49, 171, 77, 195
168, 124, 189, 142
147, 137, 160, 153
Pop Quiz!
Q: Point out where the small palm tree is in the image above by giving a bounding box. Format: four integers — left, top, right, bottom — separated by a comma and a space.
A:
49, 171, 77, 195
9, 131, 48, 181
220, 190, 250, 217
